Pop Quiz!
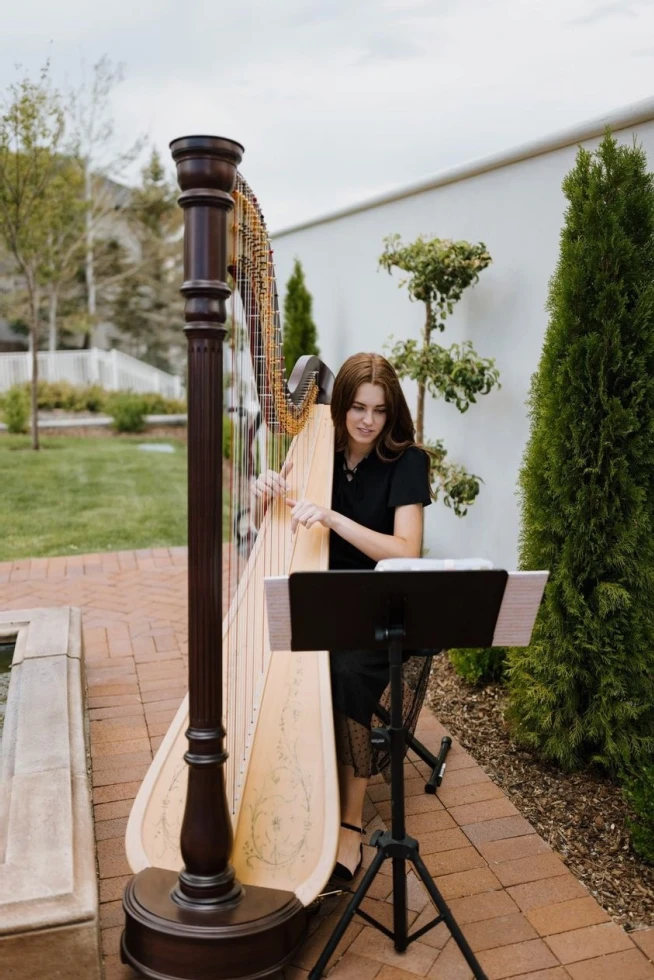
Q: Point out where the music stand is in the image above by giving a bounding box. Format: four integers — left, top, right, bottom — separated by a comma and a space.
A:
265, 568, 547, 980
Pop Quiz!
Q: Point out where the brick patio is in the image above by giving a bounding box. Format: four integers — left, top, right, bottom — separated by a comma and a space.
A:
1, 549, 652, 980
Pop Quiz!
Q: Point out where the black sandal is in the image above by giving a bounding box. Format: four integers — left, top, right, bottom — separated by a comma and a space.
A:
332, 822, 364, 882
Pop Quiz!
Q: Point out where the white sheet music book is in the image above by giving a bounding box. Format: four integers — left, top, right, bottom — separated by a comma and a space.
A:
264, 560, 548, 651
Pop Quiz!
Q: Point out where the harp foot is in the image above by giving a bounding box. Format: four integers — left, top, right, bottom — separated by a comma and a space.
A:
121, 867, 306, 980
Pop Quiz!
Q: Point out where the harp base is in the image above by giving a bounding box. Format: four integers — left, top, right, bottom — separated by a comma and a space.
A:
121, 867, 307, 980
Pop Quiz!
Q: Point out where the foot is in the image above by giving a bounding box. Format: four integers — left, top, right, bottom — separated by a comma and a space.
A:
335, 824, 363, 877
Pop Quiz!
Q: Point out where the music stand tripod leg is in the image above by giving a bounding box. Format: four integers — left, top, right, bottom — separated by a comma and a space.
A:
307, 849, 386, 980
410, 848, 488, 979
309, 628, 488, 980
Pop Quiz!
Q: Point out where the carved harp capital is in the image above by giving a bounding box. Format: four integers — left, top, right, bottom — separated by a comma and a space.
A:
170, 135, 244, 333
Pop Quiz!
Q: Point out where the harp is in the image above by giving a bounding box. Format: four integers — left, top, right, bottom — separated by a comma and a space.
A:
122, 137, 339, 980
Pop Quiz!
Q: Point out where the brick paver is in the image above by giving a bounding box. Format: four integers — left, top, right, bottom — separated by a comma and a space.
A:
1, 548, 653, 980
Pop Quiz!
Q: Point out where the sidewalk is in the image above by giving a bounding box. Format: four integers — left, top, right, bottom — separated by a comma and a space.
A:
1, 549, 652, 980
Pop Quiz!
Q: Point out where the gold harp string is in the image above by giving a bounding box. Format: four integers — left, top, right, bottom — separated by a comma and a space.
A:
223, 175, 322, 814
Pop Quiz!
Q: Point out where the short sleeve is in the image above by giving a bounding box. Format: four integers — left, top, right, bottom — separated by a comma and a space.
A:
388, 447, 432, 509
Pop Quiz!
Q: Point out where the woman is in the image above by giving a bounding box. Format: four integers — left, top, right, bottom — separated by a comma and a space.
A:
253, 352, 432, 880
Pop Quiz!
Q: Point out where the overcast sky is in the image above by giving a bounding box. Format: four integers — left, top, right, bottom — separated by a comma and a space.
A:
2, 0, 654, 230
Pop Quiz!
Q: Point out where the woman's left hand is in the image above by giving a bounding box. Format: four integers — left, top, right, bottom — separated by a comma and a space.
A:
285, 497, 334, 533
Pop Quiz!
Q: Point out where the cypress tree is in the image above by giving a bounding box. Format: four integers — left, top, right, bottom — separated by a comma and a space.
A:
282, 258, 319, 373
507, 132, 654, 771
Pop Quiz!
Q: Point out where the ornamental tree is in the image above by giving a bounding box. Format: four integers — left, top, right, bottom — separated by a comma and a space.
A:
0, 67, 66, 450
507, 132, 654, 771
379, 233, 497, 514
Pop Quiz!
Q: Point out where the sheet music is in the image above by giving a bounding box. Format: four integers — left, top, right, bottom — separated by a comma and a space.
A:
492, 571, 548, 646
264, 568, 549, 650
264, 576, 292, 651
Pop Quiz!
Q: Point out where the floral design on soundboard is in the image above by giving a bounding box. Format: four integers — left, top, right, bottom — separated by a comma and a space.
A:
242, 657, 313, 874
153, 761, 186, 863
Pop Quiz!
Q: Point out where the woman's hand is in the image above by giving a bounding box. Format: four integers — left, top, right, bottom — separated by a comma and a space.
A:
285, 497, 334, 533
251, 460, 293, 505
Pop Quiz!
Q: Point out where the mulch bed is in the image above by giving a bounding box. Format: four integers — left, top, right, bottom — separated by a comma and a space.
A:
423, 654, 654, 932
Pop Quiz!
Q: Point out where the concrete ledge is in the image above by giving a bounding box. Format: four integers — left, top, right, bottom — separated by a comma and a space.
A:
0, 413, 187, 432
0, 607, 101, 980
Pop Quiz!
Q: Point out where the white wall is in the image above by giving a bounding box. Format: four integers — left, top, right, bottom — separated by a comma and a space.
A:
271, 103, 654, 571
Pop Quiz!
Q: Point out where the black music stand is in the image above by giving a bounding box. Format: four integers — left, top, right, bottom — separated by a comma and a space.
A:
266, 568, 547, 980
374, 689, 452, 794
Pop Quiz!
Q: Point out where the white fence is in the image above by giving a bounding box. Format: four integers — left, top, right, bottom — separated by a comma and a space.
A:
0, 349, 184, 400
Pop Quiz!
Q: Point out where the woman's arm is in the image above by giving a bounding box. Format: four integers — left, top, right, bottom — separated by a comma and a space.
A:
286, 498, 423, 563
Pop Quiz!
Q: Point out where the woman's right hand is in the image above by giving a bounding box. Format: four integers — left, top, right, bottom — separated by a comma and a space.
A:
251, 459, 293, 504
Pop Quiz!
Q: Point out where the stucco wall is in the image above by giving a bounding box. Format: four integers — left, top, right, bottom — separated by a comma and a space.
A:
270, 103, 654, 570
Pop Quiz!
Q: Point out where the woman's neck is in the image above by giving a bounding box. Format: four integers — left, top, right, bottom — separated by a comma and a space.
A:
345, 443, 371, 469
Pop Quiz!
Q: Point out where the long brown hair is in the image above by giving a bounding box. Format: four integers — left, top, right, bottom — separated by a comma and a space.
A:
331, 352, 419, 462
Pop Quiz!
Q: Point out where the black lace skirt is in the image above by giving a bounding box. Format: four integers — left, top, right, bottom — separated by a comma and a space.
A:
330, 649, 435, 781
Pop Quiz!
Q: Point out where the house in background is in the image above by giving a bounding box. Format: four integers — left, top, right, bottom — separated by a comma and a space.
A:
0, 259, 24, 352
0, 175, 139, 355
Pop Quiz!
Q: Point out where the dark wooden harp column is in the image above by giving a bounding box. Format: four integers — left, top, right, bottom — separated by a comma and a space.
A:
121, 136, 306, 980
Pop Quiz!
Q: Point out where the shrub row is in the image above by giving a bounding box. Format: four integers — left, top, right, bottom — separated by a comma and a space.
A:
0, 383, 187, 434
0, 381, 185, 416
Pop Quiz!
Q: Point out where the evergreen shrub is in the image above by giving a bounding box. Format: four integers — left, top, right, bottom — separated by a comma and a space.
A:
282, 259, 319, 374
507, 132, 654, 771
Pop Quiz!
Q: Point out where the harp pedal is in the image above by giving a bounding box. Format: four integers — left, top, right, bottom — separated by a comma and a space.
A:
306, 888, 345, 917
309, 886, 346, 912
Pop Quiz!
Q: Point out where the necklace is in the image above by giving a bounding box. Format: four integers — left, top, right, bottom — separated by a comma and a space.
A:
343, 449, 368, 479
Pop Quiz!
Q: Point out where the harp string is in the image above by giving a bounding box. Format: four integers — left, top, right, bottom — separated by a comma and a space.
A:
223, 175, 321, 816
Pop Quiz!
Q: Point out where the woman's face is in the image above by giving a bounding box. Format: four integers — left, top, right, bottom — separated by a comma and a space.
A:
345, 382, 387, 452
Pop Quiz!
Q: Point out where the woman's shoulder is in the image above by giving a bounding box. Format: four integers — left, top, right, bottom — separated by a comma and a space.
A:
402, 444, 429, 460
387, 445, 430, 468
387, 444, 432, 506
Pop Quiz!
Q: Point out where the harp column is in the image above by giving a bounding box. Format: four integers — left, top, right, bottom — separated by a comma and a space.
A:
121, 136, 306, 980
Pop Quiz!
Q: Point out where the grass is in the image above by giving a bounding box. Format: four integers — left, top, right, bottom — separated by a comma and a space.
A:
0, 435, 190, 561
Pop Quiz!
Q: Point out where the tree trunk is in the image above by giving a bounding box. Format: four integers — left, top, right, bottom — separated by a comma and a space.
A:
48, 287, 58, 351
29, 288, 40, 451
416, 300, 431, 444
84, 158, 96, 350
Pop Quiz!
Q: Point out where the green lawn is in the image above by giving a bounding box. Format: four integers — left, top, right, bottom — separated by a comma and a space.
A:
0, 435, 190, 561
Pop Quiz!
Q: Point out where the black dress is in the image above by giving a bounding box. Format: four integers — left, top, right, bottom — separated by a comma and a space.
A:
329, 446, 432, 779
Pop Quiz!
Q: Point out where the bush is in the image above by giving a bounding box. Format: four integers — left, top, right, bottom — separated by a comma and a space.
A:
3, 385, 29, 434
448, 647, 507, 686
23, 381, 185, 416
82, 385, 107, 413
622, 765, 654, 863
133, 392, 173, 415
105, 390, 186, 417
32, 380, 79, 411
508, 132, 654, 771
223, 413, 232, 460
108, 394, 147, 433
